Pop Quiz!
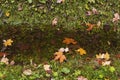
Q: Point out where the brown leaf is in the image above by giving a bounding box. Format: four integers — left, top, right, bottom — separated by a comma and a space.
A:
86, 23, 95, 31
0, 52, 10, 57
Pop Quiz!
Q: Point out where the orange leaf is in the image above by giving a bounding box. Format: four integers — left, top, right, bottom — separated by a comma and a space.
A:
86, 23, 95, 31
59, 55, 66, 63
54, 51, 66, 63
63, 37, 77, 45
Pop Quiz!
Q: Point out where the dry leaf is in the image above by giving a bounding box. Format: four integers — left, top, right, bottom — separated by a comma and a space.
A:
5, 12, 10, 17
102, 61, 111, 66
76, 48, 86, 55
86, 23, 95, 31
97, 21, 101, 28
52, 18, 58, 26
54, 51, 66, 63
43, 64, 51, 71
23, 69, 32, 75
0, 52, 9, 57
3, 39, 13, 47
0, 55, 9, 65
63, 37, 77, 45
57, 0, 65, 3
92, 8, 98, 14
112, 13, 120, 22
86, 11, 92, 16
96, 52, 110, 60
58, 47, 69, 53
59, 55, 66, 63
18, 3, 23, 11
10, 60, 15, 65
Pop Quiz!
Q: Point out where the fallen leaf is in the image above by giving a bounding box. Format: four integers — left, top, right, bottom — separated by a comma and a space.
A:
54, 51, 66, 63
104, 52, 110, 60
76, 48, 86, 55
58, 47, 69, 53
112, 13, 120, 22
102, 61, 111, 66
96, 52, 110, 60
97, 21, 101, 28
18, 3, 23, 11
92, 7, 98, 14
77, 76, 88, 80
23, 69, 32, 75
10, 60, 15, 65
5, 12, 10, 17
63, 37, 77, 45
0, 55, 9, 65
86, 11, 92, 16
52, 18, 58, 26
59, 55, 66, 63
3, 39, 13, 47
0, 52, 10, 57
57, 0, 65, 3
43, 64, 51, 71
86, 23, 95, 31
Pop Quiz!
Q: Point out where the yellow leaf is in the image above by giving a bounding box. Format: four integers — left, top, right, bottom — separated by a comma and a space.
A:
104, 52, 110, 60
5, 12, 10, 17
96, 52, 110, 60
3, 39, 13, 47
76, 48, 86, 55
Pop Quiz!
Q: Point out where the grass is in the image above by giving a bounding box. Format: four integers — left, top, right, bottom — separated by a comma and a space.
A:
0, 54, 120, 80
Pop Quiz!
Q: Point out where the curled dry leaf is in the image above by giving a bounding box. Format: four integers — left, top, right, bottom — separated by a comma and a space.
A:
10, 60, 15, 65
58, 47, 69, 53
97, 21, 101, 28
43, 64, 52, 74
52, 18, 58, 26
18, 3, 23, 11
102, 61, 111, 66
43, 64, 51, 71
112, 13, 120, 22
0, 55, 9, 65
57, 0, 65, 3
23, 69, 32, 76
77, 76, 88, 80
92, 8, 98, 14
86, 23, 95, 31
86, 11, 92, 16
